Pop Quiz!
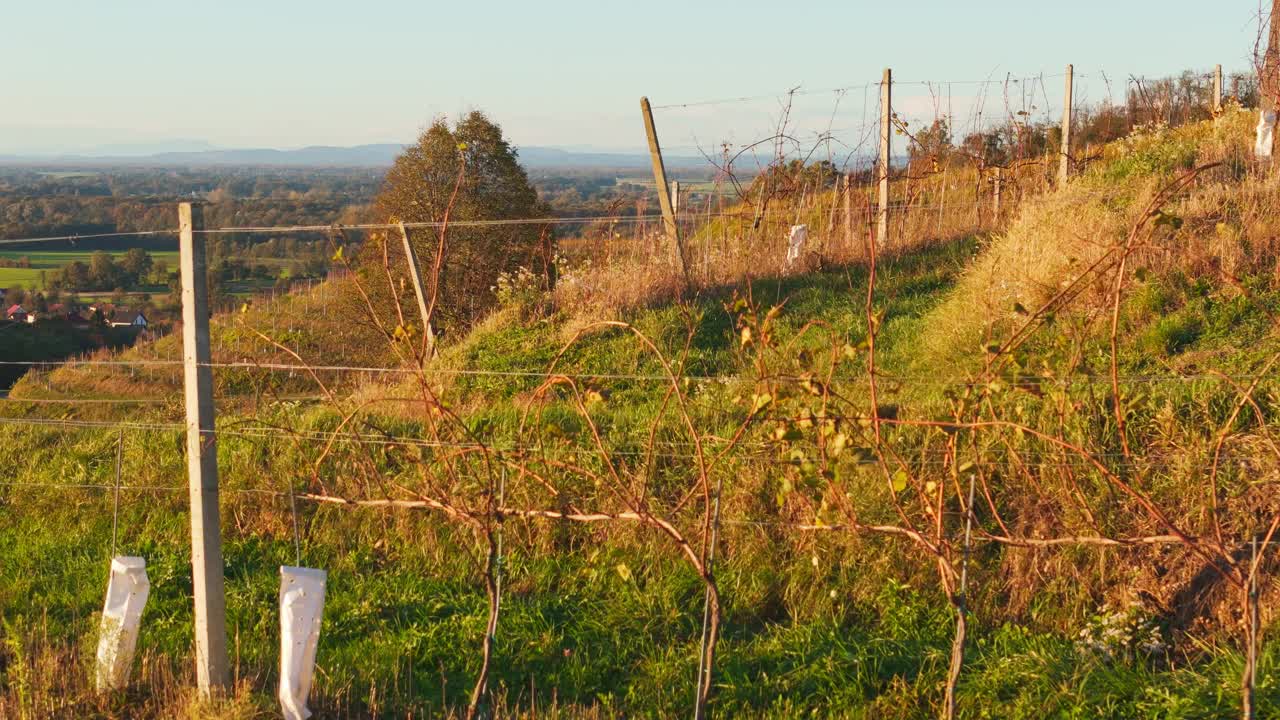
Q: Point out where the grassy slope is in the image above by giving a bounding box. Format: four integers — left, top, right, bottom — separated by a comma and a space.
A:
3, 112, 1280, 718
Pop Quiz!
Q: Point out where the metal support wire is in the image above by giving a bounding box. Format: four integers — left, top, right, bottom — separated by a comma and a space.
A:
1249, 536, 1259, 705
694, 471, 725, 720
961, 473, 977, 596
494, 466, 508, 628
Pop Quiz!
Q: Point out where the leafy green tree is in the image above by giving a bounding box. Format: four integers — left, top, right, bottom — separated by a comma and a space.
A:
370, 111, 552, 332
88, 251, 123, 290
121, 248, 153, 284
148, 260, 170, 286
59, 261, 90, 290
749, 159, 840, 198
908, 118, 952, 163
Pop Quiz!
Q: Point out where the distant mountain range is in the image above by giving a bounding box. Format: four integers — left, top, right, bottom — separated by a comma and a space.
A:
0, 143, 712, 170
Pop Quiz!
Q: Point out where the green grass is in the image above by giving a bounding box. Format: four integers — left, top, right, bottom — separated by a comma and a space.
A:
0, 250, 181, 291
0, 250, 304, 293
1, 439, 1272, 718
0, 266, 45, 290
0, 250, 181, 267
4, 113, 1280, 717
5, 231, 1278, 717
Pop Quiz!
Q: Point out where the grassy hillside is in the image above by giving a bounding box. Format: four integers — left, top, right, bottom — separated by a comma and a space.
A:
2, 109, 1279, 719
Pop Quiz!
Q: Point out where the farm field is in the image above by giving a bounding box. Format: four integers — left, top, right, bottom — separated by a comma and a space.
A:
0, 250, 310, 298
0, 250, 180, 290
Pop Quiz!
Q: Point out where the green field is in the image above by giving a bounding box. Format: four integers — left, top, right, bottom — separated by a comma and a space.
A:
0, 266, 45, 290
0, 250, 302, 294
0, 250, 180, 291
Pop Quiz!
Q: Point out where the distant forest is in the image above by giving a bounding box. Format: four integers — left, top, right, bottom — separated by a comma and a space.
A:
0, 164, 716, 249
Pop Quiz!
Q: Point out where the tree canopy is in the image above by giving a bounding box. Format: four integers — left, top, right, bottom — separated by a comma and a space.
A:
369, 111, 552, 334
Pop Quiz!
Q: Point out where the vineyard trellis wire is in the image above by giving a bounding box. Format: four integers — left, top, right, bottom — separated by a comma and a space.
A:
1, 58, 1276, 720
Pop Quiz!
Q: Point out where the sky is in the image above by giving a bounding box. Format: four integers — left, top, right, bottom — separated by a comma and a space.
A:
0, 0, 1266, 155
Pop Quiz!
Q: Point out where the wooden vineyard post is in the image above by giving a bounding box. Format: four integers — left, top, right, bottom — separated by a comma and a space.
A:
397, 222, 436, 359
178, 202, 231, 696
878, 68, 892, 247
843, 173, 853, 253
993, 167, 1003, 220
640, 97, 691, 290
1213, 64, 1224, 114
1059, 64, 1074, 185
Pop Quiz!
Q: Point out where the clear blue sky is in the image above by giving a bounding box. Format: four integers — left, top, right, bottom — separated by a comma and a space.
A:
0, 0, 1264, 154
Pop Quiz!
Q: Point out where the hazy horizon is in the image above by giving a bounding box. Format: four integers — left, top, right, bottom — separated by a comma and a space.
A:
0, 0, 1265, 157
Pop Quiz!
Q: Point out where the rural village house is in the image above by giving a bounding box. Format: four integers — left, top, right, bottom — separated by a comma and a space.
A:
26, 303, 90, 327
88, 303, 148, 328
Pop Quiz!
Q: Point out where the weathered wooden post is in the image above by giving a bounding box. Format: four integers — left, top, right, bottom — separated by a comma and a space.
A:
1213, 64, 1224, 114
936, 168, 947, 233
1259, 1, 1280, 161
1059, 64, 1074, 185
639, 97, 691, 288
177, 202, 231, 696
973, 170, 982, 227
396, 222, 436, 359
670, 180, 681, 217
878, 68, 892, 246
993, 167, 1003, 219
843, 173, 853, 252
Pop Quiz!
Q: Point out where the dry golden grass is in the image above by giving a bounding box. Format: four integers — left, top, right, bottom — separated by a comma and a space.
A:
920, 107, 1268, 370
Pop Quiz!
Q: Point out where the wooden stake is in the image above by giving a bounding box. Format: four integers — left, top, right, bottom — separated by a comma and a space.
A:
878, 68, 892, 247
1264, 0, 1280, 117
1244, 536, 1259, 720
973, 170, 982, 227
936, 168, 947, 233
178, 202, 230, 696
1059, 64, 1074, 185
1213, 64, 1224, 114
397, 222, 436, 359
993, 167, 1003, 219
842, 174, 853, 253
640, 97, 690, 288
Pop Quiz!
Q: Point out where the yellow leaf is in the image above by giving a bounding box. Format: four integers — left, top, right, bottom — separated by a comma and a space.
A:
829, 433, 848, 457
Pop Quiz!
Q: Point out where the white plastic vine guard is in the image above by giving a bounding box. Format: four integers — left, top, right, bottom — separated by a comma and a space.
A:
95, 556, 150, 691
279, 566, 327, 720
1255, 109, 1276, 159
786, 224, 808, 268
